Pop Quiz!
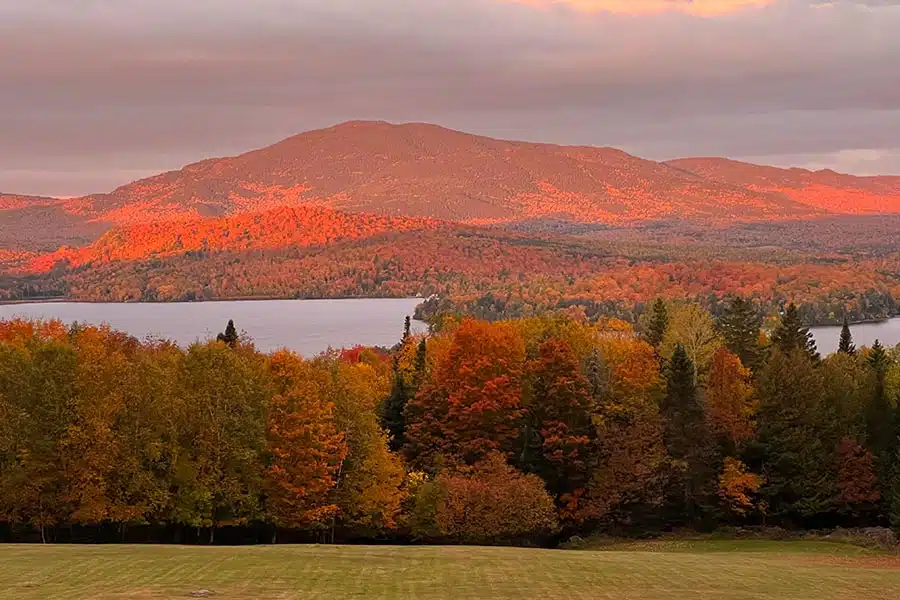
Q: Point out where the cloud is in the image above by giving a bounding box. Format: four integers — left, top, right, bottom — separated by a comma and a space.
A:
0, 0, 898, 196
504, 0, 777, 16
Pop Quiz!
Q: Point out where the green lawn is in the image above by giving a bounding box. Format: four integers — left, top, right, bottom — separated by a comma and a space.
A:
1, 541, 898, 600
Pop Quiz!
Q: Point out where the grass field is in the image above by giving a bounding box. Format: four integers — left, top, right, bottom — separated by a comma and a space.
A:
1, 541, 898, 600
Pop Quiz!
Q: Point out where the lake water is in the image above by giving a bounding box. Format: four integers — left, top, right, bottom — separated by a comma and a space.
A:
810, 318, 900, 355
2, 299, 897, 357
0, 298, 428, 356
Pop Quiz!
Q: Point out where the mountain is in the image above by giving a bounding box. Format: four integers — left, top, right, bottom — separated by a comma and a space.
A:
667, 158, 900, 215
32, 121, 859, 230
0, 193, 109, 252
4, 121, 900, 262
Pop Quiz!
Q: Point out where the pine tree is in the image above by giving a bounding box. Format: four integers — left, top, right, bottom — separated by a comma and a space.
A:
838, 317, 856, 355
756, 349, 837, 523
381, 358, 410, 452
866, 340, 895, 497
413, 338, 427, 385
719, 296, 763, 371
662, 345, 702, 460
402, 316, 412, 345
661, 344, 712, 521
216, 319, 238, 348
772, 304, 819, 362
644, 298, 669, 349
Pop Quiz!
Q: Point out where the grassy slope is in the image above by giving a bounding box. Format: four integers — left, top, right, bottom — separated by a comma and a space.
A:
1, 542, 898, 600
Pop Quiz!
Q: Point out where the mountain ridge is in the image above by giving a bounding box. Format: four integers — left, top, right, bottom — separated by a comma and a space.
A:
3, 120, 900, 255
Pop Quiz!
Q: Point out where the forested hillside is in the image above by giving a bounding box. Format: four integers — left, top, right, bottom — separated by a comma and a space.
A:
2, 301, 899, 544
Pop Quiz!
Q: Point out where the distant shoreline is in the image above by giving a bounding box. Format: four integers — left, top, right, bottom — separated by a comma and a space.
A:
0, 295, 427, 307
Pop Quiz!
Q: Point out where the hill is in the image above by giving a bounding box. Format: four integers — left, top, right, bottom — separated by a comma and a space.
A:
24, 205, 440, 273
667, 157, 900, 215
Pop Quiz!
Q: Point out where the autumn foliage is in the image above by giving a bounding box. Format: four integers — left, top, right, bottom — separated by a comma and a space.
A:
2, 302, 900, 544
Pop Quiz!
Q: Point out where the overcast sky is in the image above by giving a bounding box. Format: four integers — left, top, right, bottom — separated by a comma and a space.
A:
2, 0, 899, 196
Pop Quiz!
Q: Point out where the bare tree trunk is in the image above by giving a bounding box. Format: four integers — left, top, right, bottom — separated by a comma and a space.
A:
40, 524, 46, 544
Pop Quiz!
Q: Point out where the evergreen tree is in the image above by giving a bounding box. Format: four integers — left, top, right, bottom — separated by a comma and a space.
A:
216, 319, 238, 348
381, 357, 410, 452
661, 344, 713, 521
865, 340, 895, 495
772, 304, 819, 362
413, 338, 427, 385
402, 316, 412, 345
754, 349, 837, 524
644, 298, 669, 349
719, 296, 763, 371
838, 318, 856, 355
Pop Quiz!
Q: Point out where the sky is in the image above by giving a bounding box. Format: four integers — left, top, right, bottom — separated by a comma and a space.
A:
1, 0, 899, 197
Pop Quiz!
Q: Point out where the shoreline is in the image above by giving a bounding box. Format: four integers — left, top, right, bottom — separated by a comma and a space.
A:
0, 295, 427, 307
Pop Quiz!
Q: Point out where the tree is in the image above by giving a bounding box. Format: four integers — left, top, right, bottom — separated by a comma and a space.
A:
216, 319, 238, 348
838, 318, 856, 355
835, 438, 880, 519
865, 340, 897, 500
662, 345, 703, 461
772, 304, 819, 362
661, 344, 714, 521
320, 357, 404, 535
706, 347, 756, 449
405, 320, 526, 468
170, 342, 268, 542
402, 316, 412, 345
265, 351, 346, 535
380, 358, 410, 452
719, 296, 763, 372
427, 453, 557, 544
523, 339, 595, 512
755, 349, 837, 524
642, 298, 669, 349
660, 304, 722, 386
718, 457, 763, 517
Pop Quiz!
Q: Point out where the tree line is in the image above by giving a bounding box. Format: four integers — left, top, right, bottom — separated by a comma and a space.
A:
1, 299, 899, 545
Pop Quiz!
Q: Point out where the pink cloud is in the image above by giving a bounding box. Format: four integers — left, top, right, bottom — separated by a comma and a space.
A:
503, 0, 778, 16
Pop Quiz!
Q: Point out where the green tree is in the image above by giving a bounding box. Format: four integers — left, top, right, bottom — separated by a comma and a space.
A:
866, 340, 897, 501
402, 316, 412, 345
661, 344, 714, 521
380, 358, 411, 452
642, 298, 669, 349
754, 349, 837, 524
216, 319, 238, 348
719, 296, 763, 371
838, 318, 856, 355
772, 304, 819, 362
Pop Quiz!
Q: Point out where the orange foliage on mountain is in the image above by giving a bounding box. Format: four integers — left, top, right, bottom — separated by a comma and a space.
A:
668, 158, 900, 215
25, 206, 440, 272
75, 121, 826, 226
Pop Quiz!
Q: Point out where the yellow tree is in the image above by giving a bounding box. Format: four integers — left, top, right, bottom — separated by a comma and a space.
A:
661, 304, 722, 386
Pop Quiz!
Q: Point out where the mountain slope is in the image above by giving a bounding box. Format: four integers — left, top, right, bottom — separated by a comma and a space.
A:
667, 158, 900, 215
70, 121, 827, 227
24, 205, 440, 273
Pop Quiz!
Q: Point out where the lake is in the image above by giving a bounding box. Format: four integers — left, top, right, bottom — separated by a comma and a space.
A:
2, 299, 897, 357
0, 298, 428, 356
810, 318, 900, 355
